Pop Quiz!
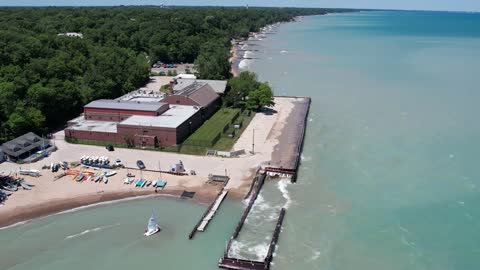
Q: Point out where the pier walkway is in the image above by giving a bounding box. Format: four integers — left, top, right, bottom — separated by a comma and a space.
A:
268, 96, 311, 182
189, 188, 229, 239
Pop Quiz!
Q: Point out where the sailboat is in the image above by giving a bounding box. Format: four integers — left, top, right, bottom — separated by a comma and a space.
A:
144, 212, 161, 236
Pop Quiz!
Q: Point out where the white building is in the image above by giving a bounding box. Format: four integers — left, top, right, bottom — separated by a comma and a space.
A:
57, 32, 84, 38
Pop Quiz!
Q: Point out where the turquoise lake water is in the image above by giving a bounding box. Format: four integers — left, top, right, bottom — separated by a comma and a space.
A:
2, 11, 480, 270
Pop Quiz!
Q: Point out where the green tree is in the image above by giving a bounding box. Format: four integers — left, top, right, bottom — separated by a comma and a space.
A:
194, 41, 230, 79
226, 71, 259, 107
8, 103, 46, 135
246, 82, 275, 111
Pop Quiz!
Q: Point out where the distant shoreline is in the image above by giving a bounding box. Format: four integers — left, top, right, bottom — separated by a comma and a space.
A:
229, 15, 316, 77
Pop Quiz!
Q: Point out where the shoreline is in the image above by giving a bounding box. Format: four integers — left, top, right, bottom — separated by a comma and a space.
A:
0, 186, 219, 229
229, 16, 307, 77
0, 97, 309, 230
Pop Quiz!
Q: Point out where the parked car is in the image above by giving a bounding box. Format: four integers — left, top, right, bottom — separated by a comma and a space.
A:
106, 145, 114, 151
115, 158, 123, 167
136, 160, 145, 170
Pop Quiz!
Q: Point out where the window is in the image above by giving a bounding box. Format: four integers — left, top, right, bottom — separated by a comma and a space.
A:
176, 100, 180, 104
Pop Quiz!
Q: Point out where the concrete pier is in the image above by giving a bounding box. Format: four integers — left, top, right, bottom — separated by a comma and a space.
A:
189, 188, 228, 239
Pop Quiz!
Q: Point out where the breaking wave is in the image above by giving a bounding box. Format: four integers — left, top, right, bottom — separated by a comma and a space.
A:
277, 179, 293, 209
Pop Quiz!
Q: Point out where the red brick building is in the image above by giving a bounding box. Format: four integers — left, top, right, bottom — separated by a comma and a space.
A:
83, 99, 169, 122
65, 100, 201, 147
163, 82, 220, 120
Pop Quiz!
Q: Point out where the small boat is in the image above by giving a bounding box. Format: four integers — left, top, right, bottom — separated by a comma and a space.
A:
86, 176, 93, 182
127, 173, 135, 178
0, 189, 13, 196
94, 176, 102, 183
2, 184, 17, 192
18, 169, 41, 177
135, 179, 144, 187
124, 178, 134, 185
154, 181, 167, 189
60, 163, 67, 170
105, 171, 117, 177
103, 176, 108, 184
20, 182, 32, 190
145, 181, 152, 187
152, 180, 157, 187
144, 212, 161, 236
75, 173, 84, 182
22, 181, 34, 187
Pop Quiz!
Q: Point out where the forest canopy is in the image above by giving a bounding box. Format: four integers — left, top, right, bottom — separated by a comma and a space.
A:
0, 6, 345, 142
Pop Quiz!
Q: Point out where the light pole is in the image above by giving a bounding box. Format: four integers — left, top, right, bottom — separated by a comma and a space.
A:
251, 128, 255, 155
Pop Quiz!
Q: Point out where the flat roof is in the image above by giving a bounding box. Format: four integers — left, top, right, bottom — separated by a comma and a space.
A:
128, 97, 164, 102
173, 79, 227, 94
119, 105, 199, 128
67, 116, 118, 133
85, 99, 168, 112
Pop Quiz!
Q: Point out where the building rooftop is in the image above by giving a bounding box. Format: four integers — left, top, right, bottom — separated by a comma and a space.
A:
1, 132, 49, 158
173, 79, 227, 94
172, 82, 219, 107
119, 105, 200, 128
67, 116, 118, 133
85, 99, 168, 112
57, 32, 84, 38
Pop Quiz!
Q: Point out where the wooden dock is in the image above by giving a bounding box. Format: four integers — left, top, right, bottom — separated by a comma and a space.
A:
188, 188, 229, 239
197, 190, 228, 232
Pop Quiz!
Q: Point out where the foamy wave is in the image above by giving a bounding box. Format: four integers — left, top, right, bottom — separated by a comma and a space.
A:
301, 154, 311, 162
65, 223, 120, 240
277, 179, 293, 209
253, 194, 271, 211
311, 250, 321, 261
239, 59, 252, 69
0, 220, 29, 231
247, 244, 268, 260
228, 240, 245, 258
239, 51, 254, 70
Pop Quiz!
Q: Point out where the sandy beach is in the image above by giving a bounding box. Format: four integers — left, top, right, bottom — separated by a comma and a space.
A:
229, 39, 243, 77
0, 97, 305, 228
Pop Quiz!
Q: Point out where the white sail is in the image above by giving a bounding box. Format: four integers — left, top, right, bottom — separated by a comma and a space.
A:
144, 211, 161, 236
147, 213, 158, 231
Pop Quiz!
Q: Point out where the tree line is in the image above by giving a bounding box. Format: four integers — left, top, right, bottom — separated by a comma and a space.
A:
0, 6, 349, 143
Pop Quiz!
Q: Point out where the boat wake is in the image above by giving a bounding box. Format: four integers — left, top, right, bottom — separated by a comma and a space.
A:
65, 223, 120, 240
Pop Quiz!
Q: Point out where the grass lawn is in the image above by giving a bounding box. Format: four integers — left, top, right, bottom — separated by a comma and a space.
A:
179, 109, 255, 154
183, 108, 241, 147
